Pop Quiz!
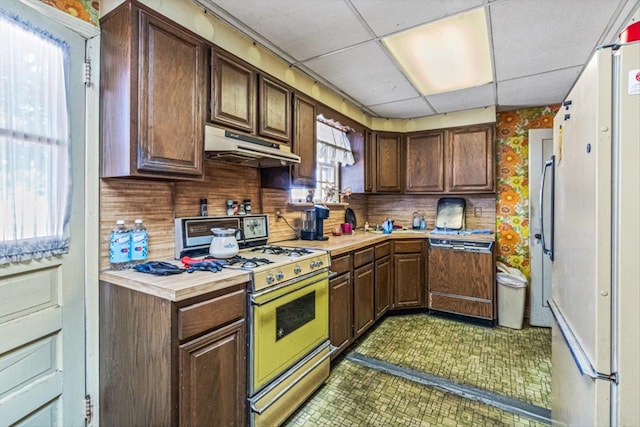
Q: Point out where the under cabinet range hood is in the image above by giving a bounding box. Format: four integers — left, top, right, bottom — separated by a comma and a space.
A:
204, 124, 300, 167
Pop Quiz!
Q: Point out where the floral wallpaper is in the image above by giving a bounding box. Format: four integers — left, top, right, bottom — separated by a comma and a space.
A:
39, 0, 99, 26
495, 105, 560, 279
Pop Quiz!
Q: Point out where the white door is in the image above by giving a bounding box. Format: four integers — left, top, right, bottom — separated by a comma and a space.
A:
0, 1, 89, 425
528, 128, 553, 327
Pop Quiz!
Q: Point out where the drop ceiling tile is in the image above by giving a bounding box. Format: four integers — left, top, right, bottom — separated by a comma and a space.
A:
490, 0, 624, 81
367, 97, 436, 119
427, 84, 496, 114
351, 0, 484, 37
302, 41, 420, 107
497, 66, 582, 109
208, 0, 371, 61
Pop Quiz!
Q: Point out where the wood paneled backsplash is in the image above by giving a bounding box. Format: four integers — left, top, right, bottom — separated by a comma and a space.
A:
100, 161, 497, 269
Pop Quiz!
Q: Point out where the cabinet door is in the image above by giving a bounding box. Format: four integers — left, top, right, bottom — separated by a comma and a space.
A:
374, 133, 402, 193
137, 10, 205, 178
258, 75, 291, 143
405, 131, 445, 193
447, 125, 495, 192
329, 272, 352, 358
292, 94, 317, 186
428, 247, 494, 319
211, 50, 256, 133
374, 255, 392, 319
393, 253, 424, 308
364, 129, 374, 193
179, 319, 246, 427
353, 263, 375, 337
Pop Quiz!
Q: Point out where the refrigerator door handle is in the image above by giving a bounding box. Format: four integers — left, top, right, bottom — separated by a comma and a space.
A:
539, 155, 555, 261
549, 299, 618, 383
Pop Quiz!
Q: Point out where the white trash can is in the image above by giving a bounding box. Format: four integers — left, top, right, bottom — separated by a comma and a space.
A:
496, 262, 527, 329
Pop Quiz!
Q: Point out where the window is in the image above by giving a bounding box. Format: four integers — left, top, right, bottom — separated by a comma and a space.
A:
314, 116, 355, 202
0, 12, 71, 264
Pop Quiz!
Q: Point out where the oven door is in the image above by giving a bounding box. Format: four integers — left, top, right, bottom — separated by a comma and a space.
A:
250, 270, 329, 393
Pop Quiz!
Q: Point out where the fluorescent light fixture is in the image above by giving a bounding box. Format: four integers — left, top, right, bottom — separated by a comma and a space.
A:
382, 7, 493, 96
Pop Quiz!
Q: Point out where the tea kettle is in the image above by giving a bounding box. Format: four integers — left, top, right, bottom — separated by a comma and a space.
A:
209, 228, 244, 258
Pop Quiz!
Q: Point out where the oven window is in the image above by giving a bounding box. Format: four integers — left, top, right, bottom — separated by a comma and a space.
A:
276, 291, 316, 341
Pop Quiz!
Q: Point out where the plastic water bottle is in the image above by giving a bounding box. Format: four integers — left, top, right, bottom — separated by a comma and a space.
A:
130, 219, 148, 265
420, 215, 427, 230
109, 220, 131, 270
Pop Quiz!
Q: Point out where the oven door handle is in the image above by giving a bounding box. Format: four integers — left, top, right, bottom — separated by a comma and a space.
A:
249, 343, 333, 415
250, 275, 327, 307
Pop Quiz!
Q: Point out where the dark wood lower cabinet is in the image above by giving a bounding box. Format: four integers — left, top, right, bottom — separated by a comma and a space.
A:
374, 255, 392, 318
179, 319, 245, 426
329, 272, 352, 357
99, 282, 247, 426
393, 240, 425, 309
428, 246, 495, 320
353, 263, 375, 338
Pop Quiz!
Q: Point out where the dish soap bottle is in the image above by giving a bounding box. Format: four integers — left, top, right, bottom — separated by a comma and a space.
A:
420, 214, 426, 230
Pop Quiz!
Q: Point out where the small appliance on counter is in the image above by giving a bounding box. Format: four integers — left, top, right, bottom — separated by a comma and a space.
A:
314, 205, 330, 240
301, 205, 330, 240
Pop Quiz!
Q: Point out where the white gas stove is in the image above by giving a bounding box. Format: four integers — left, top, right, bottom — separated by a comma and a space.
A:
174, 216, 330, 291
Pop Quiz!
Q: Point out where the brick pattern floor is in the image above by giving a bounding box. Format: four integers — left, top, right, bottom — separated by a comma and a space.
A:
285, 313, 551, 426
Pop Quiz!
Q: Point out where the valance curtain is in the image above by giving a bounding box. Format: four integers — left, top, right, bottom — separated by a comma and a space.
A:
0, 11, 71, 264
316, 120, 355, 166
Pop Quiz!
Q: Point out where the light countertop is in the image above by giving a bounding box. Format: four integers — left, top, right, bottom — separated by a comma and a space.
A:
276, 229, 495, 257
99, 260, 251, 302
100, 230, 494, 300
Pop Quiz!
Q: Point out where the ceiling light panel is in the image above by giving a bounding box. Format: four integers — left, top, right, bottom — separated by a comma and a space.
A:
382, 7, 493, 96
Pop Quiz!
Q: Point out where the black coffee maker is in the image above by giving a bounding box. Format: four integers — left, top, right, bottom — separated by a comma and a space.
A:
313, 205, 330, 240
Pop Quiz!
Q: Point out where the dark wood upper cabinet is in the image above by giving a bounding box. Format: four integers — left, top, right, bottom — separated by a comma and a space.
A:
373, 132, 403, 193
258, 75, 291, 143
210, 50, 256, 134
291, 94, 317, 186
447, 125, 495, 192
405, 131, 445, 193
100, 3, 205, 180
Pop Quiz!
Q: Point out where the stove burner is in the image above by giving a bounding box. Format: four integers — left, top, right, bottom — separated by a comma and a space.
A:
206, 255, 274, 269
251, 246, 314, 257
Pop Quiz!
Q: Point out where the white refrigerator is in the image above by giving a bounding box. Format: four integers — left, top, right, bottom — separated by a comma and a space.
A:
540, 41, 639, 426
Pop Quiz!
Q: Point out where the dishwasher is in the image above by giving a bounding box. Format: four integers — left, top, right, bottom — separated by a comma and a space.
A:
427, 238, 496, 323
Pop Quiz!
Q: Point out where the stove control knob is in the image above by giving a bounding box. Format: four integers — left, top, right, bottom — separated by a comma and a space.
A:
266, 273, 275, 284
316, 259, 324, 267
276, 271, 284, 281
294, 265, 302, 274
310, 260, 317, 269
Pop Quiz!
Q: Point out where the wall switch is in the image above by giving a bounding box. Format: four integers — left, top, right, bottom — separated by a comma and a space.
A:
474, 207, 482, 217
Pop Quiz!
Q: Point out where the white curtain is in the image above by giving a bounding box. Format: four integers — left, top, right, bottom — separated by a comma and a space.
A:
0, 12, 71, 264
316, 121, 355, 166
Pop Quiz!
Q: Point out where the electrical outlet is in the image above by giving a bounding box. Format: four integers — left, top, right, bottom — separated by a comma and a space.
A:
474, 207, 482, 217
276, 211, 283, 222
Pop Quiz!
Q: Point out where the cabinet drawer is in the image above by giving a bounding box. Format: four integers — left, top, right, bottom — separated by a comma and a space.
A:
394, 240, 423, 254
353, 247, 374, 268
331, 254, 352, 276
178, 288, 246, 341
375, 242, 391, 259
